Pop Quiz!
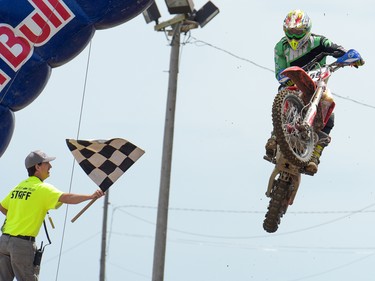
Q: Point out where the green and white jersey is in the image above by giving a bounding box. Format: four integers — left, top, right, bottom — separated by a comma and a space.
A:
274, 34, 346, 81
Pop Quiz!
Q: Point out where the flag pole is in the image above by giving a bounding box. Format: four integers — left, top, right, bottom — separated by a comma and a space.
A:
71, 198, 98, 222
99, 190, 109, 281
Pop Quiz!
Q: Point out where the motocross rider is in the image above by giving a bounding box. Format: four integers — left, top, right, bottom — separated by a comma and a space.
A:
265, 9, 364, 174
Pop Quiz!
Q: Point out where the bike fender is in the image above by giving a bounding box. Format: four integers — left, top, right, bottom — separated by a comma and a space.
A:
281, 66, 316, 96
288, 173, 301, 205
266, 167, 280, 197
266, 166, 301, 205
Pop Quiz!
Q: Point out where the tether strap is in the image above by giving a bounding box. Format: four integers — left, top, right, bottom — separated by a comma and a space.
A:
43, 219, 52, 246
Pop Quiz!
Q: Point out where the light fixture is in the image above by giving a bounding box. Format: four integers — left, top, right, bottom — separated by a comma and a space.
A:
154, 14, 187, 31
143, 1, 161, 24
194, 1, 219, 27
165, 0, 194, 15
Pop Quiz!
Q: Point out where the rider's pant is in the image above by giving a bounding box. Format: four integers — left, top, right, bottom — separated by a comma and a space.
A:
322, 112, 334, 135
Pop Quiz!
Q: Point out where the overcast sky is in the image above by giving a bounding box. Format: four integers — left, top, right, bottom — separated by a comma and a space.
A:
0, 0, 374, 280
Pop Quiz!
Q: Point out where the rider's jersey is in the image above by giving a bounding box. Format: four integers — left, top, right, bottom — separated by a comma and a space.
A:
274, 34, 346, 81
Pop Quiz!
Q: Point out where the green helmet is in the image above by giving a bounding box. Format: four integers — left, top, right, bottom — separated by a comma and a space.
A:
283, 9, 312, 50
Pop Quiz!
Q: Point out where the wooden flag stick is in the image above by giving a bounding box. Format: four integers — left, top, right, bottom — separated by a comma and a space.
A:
71, 198, 98, 223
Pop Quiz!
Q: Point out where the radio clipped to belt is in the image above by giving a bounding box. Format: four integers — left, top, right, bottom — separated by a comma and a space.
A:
33, 212, 55, 266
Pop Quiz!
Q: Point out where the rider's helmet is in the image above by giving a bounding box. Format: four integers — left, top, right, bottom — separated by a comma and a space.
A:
283, 9, 312, 51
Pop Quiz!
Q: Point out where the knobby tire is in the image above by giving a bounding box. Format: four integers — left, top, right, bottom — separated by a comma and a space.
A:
263, 179, 290, 233
272, 89, 314, 166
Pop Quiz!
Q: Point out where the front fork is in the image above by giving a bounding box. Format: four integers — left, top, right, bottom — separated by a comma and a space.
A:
266, 150, 302, 205
302, 81, 326, 127
266, 169, 301, 205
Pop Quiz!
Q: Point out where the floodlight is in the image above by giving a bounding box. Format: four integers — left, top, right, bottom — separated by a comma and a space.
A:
194, 1, 219, 27
165, 0, 194, 15
154, 14, 187, 31
143, 1, 161, 24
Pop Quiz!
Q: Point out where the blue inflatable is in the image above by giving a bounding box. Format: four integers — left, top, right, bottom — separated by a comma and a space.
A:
0, 0, 153, 157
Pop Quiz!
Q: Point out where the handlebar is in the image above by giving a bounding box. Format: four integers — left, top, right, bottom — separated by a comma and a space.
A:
278, 49, 364, 85
301, 52, 330, 71
302, 49, 363, 71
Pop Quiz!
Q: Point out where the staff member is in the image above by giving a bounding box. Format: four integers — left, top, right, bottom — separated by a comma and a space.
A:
0, 150, 105, 281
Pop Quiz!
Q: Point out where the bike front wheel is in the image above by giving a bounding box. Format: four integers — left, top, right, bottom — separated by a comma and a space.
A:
272, 89, 315, 166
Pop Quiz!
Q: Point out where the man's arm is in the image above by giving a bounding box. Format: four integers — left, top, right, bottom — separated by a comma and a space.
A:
0, 204, 7, 215
274, 39, 289, 80
59, 189, 104, 204
321, 36, 346, 58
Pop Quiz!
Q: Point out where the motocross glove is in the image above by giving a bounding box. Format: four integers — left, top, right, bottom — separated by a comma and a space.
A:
353, 58, 365, 68
284, 79, 295, 86
277, 69, 295, 86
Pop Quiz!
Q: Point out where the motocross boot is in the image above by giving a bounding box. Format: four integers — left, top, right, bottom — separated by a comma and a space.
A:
305, 132, 331, 175
264, 134, 277, 161
305, 144, 324, 174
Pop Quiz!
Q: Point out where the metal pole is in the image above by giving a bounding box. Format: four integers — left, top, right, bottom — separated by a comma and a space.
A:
99, 190, 109, 281
152, 22, 181, 281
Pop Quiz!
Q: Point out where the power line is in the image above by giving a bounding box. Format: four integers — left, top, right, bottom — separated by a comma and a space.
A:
41, 225, 375, 280
111, 204, 375, 215
55, 36, 93, 281
108, 203, 375, 240
186, 36, 274, 73
186, 36, 375, 109
332, 92, 375, 109
59, 204, 374, 281
286, 252, 375, 281
108, 262, 150, 280
43, 231, 101, 265
108, 230, 375, 258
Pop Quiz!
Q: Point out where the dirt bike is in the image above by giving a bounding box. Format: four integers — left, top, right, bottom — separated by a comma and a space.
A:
262, 49, 363, 233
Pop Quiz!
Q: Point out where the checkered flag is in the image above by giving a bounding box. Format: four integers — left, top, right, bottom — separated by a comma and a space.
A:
66, 138, 144, 222
66, 138, 145, 191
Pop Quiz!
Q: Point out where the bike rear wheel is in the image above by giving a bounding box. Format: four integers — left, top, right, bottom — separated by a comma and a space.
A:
272, 89, 315, 166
